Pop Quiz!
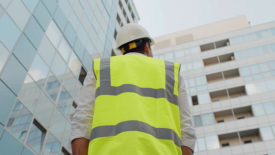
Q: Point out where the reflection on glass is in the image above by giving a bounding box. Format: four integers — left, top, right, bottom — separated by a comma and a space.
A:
252, 104, 265, 116
201, 113, 215, 126
28, 55, 49, 83
68, 52, 81, 77
46, 21, 62, 47
7, 101, 33, 142
51, 53, 66, 77
49, 110, 66, 141
45, 73, 61, 102
58, 87, 73, 118
198, 93, 211, 105
27, 120, 46, 154
58, 38, 72, 62
0, 13, 20, 50
0, 43, 10, 72
38, 36, 56, 66
263, 102, 275, 114
43, 132, 61, 155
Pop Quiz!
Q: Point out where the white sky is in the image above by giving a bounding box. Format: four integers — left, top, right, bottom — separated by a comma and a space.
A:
133, 0, 275, 37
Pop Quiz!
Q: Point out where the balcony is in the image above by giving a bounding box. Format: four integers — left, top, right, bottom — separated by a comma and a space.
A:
200, 39, 230, 52
215, 106, 253, 123
210, 86, 246, 102
203, 53, 235, 66
206, 68, 240, 83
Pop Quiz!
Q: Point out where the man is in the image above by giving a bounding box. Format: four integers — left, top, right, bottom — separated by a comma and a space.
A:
71, 23, 196, 155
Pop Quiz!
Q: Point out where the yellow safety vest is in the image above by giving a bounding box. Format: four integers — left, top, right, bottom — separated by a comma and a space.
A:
89, 54, 181, 155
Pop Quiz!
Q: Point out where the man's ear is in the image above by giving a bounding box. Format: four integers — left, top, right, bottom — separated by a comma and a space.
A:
144, 42, 152, 57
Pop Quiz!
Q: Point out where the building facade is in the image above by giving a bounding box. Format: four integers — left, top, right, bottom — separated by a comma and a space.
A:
0, 0, 138, 154
153, 17, 275, 155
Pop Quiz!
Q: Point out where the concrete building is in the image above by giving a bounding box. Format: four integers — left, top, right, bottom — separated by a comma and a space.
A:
0, 0, 139, 154
153, 16, 275, 155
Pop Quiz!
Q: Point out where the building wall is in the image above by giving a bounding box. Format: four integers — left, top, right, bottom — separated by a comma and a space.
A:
153, 19, 275, 155
0, 0, 138, 154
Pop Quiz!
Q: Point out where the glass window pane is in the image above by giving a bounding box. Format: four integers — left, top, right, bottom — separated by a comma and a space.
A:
197, 138, 206, 151
0, 13, 21, 50
45, 73, 61, 101
46, 21, 62, 47
27, 120, 46, 154
22, 0, 39, 12
58, 38, 72, 62
198, 93, 211, 104
194, 115, 202, 127
64, 23, 76, 46
68, 52, 81, 77
43, 133, 61, 155
6, 0, 30, 30
263, 102, 275, 114
13, 34, 36, 70
24, 17, 44, 49
252, 104, 265, 116
58, 87, 73, 118
0, 43, 10, 73
38, 36, 56, 66
41, 0, 58, 15
260, 127, 274, 141
1, 55, 27, 94
0, 130, 23, 154
28, 55, 49, 84
202, 113, 215, 126
0, 81, 16, 125
49, 110, 66, 141
33, 2, 51, 31
51, 54, 66, 77
33, 91, 55, 127
205, 135, 219, 150
22, 147, 35, 155
53, 7, 67, 31
6, 100, 33, 142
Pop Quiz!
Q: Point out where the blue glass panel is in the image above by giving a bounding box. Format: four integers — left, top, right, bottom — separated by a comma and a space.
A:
13, 34, 36, 70
22, 0, 39, 12
0, 81, 16, 125
0, 13, 21, 50
22, 147, 35, 155
6, 100, 33, 142
28, 55, 49, 83
45, 74, 60, 101
27, 121, 46, 154
0, 43, 10, 73
73, 38, 84, 60
41, 0, 58, 15
64, 23, 76, 46
0, 130, 23, 154
58, 88, 72, 117
54, 7, 67, 31
24, 17, 44, 49
1, 55, 27, 94
43, 132, 61, 154
33, 2, 51, 31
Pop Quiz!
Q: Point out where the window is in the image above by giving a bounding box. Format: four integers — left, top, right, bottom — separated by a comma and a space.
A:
217, 120, 224, 123
45, 73, 61, 101
221, 143, 230, 147
7, 101, 33, 142
28, 55, 49, 83
46, 21, 62, 48
68, 52, 81, 77
58, 38, 72, 62
260, 127, 274, 141
78, 66, 87, 85
72, 101, 78, 109
38, 36, 56, 66
0, 13, 21, 50
1, 55, 27, 94
24, 17, 44, 49
51, 53, 67, 77
0, 43, 10, 72
192, 96, 198, 105
237, 116, 245, 120
64, 23, 77, 46
22, 0, 39, 12
0, 81, 17, 125
243, 140, 252, 144
43, 133, 61, 154
33, 2, 51, 31
53, 7, 67, 31
62, 147, 70, 155
27, 120, 47, 154
13, 35, 36, 70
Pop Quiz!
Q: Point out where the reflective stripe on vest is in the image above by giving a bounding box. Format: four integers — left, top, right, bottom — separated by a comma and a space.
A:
89, 55, 181, 155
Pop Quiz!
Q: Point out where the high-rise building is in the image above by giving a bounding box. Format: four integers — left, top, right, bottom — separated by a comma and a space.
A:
0, 0, 139, 154
153, 16, 275, 155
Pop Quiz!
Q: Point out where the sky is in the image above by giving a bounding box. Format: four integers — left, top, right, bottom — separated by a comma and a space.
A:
133, 0, 275, 37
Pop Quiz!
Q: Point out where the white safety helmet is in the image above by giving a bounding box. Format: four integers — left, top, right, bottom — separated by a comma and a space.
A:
116, 23, 154, 49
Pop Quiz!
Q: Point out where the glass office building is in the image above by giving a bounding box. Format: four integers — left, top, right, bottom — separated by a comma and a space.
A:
0, 0, 138, 154
154, 18, 275, 155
